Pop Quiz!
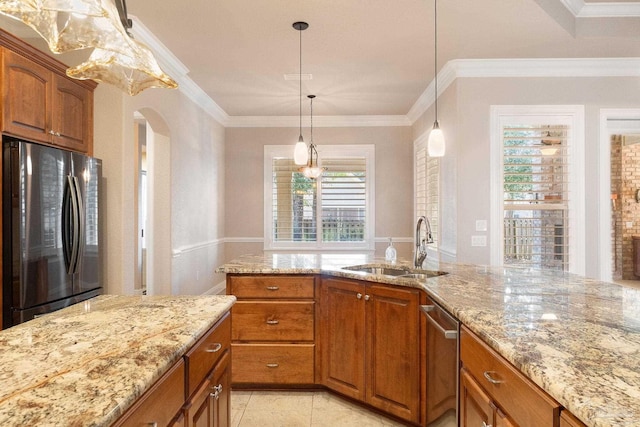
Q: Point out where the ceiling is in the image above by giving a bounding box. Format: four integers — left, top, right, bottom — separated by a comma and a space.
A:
1, 0, 639, 118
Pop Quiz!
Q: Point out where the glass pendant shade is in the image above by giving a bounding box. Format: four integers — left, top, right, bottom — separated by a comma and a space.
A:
427, 120, 446, 157
294, 136, 308, 165
67, 37, 178, 95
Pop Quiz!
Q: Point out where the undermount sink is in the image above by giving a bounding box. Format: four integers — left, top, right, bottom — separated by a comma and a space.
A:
342, 265, 448, 280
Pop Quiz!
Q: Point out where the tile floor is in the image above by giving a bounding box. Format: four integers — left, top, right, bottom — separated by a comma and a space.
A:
231, 390, 408, 427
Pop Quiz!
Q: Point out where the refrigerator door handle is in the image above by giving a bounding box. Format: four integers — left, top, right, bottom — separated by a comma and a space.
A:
62, 176, 74, 273
72, 175, 84, 275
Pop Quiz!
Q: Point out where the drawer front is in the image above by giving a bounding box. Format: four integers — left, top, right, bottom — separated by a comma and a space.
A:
228, 275, 315, 299
115, 359, 185, 427
460, 327, 560, 427
231, 343, 315, 384
232, 301, 315, 342
185, 313, 231, 397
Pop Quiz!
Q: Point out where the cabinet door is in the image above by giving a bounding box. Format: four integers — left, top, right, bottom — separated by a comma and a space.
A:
366, 283, 421, 424
211, 350, 230, 427
319, 278, 366, 400
51, 74, 92, 153
188, 351, 230, 427
2, 49, 51, 143
460, 368, 494, 427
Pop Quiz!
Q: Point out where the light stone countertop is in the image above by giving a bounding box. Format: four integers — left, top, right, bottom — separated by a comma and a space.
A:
0, 294, 236, 427
216, 253, 640, 427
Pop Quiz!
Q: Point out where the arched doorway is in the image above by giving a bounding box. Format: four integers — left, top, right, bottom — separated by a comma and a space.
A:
134, 109, 171, 295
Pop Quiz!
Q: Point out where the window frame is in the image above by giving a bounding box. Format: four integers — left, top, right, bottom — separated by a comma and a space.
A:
489, 105, 585, 275
263, 144, 376, 252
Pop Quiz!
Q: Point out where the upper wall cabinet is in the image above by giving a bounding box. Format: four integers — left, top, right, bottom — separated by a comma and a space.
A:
0, 30, 96, 154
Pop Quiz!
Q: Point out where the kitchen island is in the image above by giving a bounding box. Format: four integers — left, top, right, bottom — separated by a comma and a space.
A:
0, 294, 235, 426
217, 253, 640, 427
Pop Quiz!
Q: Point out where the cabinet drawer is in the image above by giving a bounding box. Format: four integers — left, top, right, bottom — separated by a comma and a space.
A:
184, 313, 231, 397
115, 359, 185, 427
228, 275, 315, 298
232, 301, 314, 341
232, 343, 315, 384
460, 327, 560, 427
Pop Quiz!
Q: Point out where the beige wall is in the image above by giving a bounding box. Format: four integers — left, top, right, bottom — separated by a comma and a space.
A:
225, 126, 415, 260
93, 85, 226, 295
413, 76, 640, 278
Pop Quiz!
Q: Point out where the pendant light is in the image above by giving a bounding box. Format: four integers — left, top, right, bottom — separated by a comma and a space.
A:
427, 0, 445, 157
299, 95, 326, 179
0, 0, 177, 95
293, 21, 309, 166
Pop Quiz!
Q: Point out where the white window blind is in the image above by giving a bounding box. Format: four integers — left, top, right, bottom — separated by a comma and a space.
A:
503, 125, 569, 270
320, 158, 366, 242
266, 145, 375, 251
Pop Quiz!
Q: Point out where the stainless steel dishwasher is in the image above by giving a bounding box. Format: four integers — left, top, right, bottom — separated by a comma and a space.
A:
421, 299, 459, 427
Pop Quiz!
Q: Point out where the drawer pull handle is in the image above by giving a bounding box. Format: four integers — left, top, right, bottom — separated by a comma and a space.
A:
266, 363, 279, 368
266, 286, 279, 291
482, 423, 493, 427
483, 371, 503, 384
205, 343, 223, 353
266, 319, 280, 325
146, 423, 158, 427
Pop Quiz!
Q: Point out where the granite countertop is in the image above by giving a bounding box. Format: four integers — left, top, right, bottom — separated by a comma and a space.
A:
0, 294, 236, 427
217, 253, 640, 427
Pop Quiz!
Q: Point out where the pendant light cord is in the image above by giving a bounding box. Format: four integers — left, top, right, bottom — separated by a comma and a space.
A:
434, 0, 438, 122
299, 26, 303, 137
310, 96, 313, 144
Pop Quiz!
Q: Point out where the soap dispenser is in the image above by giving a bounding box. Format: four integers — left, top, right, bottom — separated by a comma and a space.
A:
385, 238, 397, 263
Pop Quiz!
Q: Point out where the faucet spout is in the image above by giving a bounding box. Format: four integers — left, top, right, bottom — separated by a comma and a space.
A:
414, 216, 433, 268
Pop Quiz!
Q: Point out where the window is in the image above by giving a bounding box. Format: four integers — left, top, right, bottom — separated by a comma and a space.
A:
264, 145, 375, 251
414, 134, 440, 248
490, 106, 585, 274
502, 124, 569, 270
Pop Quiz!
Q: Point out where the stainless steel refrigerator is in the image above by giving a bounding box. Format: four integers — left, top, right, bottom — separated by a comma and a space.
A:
2, 138, 102, 328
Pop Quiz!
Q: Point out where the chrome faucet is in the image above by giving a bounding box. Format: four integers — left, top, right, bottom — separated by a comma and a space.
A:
414, 216, 434, 268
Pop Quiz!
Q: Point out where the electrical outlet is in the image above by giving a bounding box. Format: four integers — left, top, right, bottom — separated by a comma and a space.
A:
471, 235, 487, 247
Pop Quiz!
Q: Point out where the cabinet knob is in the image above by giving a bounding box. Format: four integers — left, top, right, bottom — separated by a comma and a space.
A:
482, 422, 493, 427
205, 343, 222, 353
364, 294, 370, 301
357, 293, 362, 300
266, 319, 280, 325
209, 384, 223, 400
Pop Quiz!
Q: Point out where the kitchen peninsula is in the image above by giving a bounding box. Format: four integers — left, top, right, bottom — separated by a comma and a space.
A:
0, 294, 235, 426
217, 253, 640, 427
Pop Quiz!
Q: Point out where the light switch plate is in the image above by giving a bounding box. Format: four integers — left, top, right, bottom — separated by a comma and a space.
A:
476, 220, 488, 232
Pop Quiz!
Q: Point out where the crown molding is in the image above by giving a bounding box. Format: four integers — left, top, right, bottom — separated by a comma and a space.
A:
226, 115, 410, 128
407, 57, 640, 124
122, 22, 640, 129
129, 16, 230, 126
560, 0, 640, 17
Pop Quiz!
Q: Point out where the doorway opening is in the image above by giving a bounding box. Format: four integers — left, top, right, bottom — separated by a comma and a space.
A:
598, 110, 640, 283
133, 110, 172, 295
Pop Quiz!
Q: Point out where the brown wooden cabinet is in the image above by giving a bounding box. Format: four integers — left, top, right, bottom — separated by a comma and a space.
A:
187, 351, 230, 427
227, 275, 316, 386
319, 277, 421, 424
460, 368, 517, 427
460, 325, 561, 427
1, 36, 95, 154
115, 313, 232, 427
